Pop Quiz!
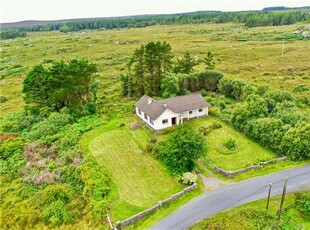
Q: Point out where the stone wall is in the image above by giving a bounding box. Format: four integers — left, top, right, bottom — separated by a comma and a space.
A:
215, 156, 287, 177
116, 183, 197, 229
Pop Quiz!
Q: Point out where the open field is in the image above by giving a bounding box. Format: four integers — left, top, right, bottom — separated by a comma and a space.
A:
190, 191, 310, 229
190, 116, 278, 171
1, 23, 310, 115
80, 118, 183, 220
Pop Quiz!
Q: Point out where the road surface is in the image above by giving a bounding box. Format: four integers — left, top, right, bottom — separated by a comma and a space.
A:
150, 165, 310, 230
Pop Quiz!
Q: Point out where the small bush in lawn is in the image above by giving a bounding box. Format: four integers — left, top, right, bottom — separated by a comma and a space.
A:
225, 138, 236, 151
130, 122, 140, 131
198, 126, 210, 136
181, 172, 197, 185
211, 122, 222, 129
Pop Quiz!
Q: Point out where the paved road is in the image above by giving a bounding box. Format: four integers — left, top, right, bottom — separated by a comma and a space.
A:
150, 165, 310, 230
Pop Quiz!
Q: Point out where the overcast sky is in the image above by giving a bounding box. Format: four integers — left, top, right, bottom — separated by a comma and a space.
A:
1, 0, 309, 23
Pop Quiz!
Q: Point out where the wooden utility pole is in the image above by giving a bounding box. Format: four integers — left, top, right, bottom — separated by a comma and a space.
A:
277, 177, 288, 221
266, 183, 272, 212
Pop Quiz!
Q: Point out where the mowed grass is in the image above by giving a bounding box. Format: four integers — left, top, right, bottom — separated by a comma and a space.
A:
80, 118, 183, 220
190, 116, 278, 171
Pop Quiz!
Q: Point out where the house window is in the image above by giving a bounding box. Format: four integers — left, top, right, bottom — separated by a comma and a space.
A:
199, 109, 203, 112
189, 111, 193, 115
144, 113, 148, 120
162, 119, 168, 124
138, 109, 141, 115
150, 119, 154, 125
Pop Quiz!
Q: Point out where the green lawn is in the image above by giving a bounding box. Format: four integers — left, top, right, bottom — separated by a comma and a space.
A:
190, 116, 278, 171
80, 118, 183, 221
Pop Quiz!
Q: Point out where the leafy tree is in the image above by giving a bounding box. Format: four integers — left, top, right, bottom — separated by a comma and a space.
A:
203, 51, 215, 70
161, 75, 179, 98
197, 70, 223, 92
266, 90, 294, 103
174, 51, 198, 74
281, 122, 310, 160
23, 59, 98, 114
248, 118, 287, 152
157, 125, 206, 175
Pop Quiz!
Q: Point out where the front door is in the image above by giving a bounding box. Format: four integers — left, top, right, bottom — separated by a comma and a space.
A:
172, 117, 177, 125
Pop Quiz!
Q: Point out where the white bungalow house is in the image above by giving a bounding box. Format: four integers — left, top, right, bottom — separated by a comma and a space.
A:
135, 93, 210, 130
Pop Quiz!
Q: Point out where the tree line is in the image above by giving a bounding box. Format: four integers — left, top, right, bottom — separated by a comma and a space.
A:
4, 10, 309, 35
120, 41, 223, 98
0, 30, 27, 40
218, 78, 309, 160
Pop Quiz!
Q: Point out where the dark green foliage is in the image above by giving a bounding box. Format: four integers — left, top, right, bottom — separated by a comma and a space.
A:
0, 30, 27, 39
281, 123, 310, 160
161, 75, 179, 98
219, 77, 257, 100
0, 95, 8, 103
157, 125, 206, 175
248, 118, 287, 152
77, 158, 111, 221
266, 90, 294, 103
13, 10, 309, 33
225, 139, 236, 150
126, 41, 174, 96
22, 59, 98, 114
293, 84, 309, 93
203, 51, 215, 70
174, 51, 198, 74
27, 112, 73, 142
295, 191, 310, 217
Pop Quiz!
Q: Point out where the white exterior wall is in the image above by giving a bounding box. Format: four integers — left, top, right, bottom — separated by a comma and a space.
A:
153, 109, 180, 130
182, 107, 208, 120
136, 107, 155, 128
136, 106, 209, 131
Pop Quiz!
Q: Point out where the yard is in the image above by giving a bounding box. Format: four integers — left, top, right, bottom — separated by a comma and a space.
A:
190, 116, 278, 171
80, 118, 183, 221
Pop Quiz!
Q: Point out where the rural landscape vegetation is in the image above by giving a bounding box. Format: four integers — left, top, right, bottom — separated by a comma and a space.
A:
1, 6, 310, 230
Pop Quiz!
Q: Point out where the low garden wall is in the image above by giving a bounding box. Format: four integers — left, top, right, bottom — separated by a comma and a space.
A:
214, 156, 287, 177
115, 183, 197, 229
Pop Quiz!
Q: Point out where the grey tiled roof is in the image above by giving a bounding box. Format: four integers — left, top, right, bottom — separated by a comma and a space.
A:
135, 93, 210, 120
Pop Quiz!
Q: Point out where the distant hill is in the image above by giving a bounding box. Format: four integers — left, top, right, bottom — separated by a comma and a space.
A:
1, 11, 221, 29
262, 6, 310, 11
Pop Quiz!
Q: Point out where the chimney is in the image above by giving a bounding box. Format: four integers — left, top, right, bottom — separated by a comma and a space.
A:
148, 98, 152, 105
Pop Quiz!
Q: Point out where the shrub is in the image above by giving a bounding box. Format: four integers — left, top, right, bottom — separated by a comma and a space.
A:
198, 126, 210, 136
211, 122, 222, 129
295, 191, 310, 217
0, 95, 8, 103
181, 172, 197, 185
42, 200, 76, 226
225, 139, 236, 151
293, 84, 309, 93
35, 184, 74, 206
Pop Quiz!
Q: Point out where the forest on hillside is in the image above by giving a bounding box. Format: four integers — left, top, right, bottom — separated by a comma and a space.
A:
1, 9, 310, 39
